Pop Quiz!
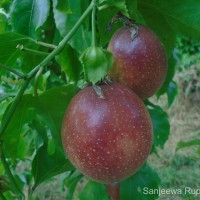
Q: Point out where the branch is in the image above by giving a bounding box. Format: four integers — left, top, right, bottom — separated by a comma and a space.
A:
0, 0, 94, 140
0, 64, 26, 79
0, 150, 23, 197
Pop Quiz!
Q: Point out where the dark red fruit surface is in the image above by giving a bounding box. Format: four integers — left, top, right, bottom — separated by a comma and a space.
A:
62, 83, 153, 184
108, 25, 168, 99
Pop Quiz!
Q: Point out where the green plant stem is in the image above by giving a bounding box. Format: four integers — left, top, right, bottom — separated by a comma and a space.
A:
34, 67, 44, 97
16, 44, 49, 56
0, 64, 25, 79
92, 0, 97, 46
0, 150, 23, 197
0, 0, 94, 140
98, 4, 110, 11
34, 40, 57, 49
0, 192, 7, 200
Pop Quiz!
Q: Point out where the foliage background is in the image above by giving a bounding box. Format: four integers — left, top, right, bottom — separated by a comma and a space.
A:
0, 0, 199, 199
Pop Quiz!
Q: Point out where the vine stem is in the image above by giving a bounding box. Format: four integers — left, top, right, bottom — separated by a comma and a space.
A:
106, 183, 121, 200
0, 0, 94, 140
92, 0, 97, 46
0, 150, 23, 197
0, 64, 25, 79
34, 67, 44, 97
33, 40, 57, 49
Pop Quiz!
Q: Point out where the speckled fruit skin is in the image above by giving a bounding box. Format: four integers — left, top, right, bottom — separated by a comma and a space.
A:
62, 83, 153, 184
108, 25, 168, 99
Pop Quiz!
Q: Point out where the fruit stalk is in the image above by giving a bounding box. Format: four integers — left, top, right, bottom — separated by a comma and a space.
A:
106, 183, 121, 200
92, 0, 97, 46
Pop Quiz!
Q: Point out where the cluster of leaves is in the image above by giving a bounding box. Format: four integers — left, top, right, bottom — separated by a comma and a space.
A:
0, 0, 200, 199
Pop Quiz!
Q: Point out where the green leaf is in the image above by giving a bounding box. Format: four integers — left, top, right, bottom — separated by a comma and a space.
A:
57, 44, 82, 83
64, 171, 83, 200
47, 138, 56, 155
157, 56, 176, 98
157, 56, 178, 107
2, 95, 37, 158
80, 46, 113, 84
138, 0, 200, 54
167, 81, 178, 107
0, 0, 12, 12
0, 101, 10, 121
52, 0, 68, 37
56, 0, 71, 13
0, 32, 33, 65
2, 85, 78, 159
125, 0, 138, 18
99, 0, 128, 15
0, 10, 8, 34
26, 120, 44, 153
97, 7, 124, 47
37, 70, 51, 93
177, 140, 200, 149
147, 102, 170, 152
138, 0, 177, 57
79, 181, 108, 200
36, 85, 78, 148
53, 0, 90, 52
121, 165, 160, 200
20, 51, 46, 73
125, 1, 146, 24
32, 145, 74, 188
10, 0, 50, 38
0, 32, 45, 75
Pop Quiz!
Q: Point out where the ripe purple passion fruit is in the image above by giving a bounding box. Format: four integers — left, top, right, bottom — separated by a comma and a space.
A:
62, 83, 153, 184
108, 25, 168, 99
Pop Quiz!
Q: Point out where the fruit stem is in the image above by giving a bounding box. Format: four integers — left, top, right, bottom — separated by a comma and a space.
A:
106, 183, 121, 200
92, 0, 97, 46
92, 85, 105, 99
